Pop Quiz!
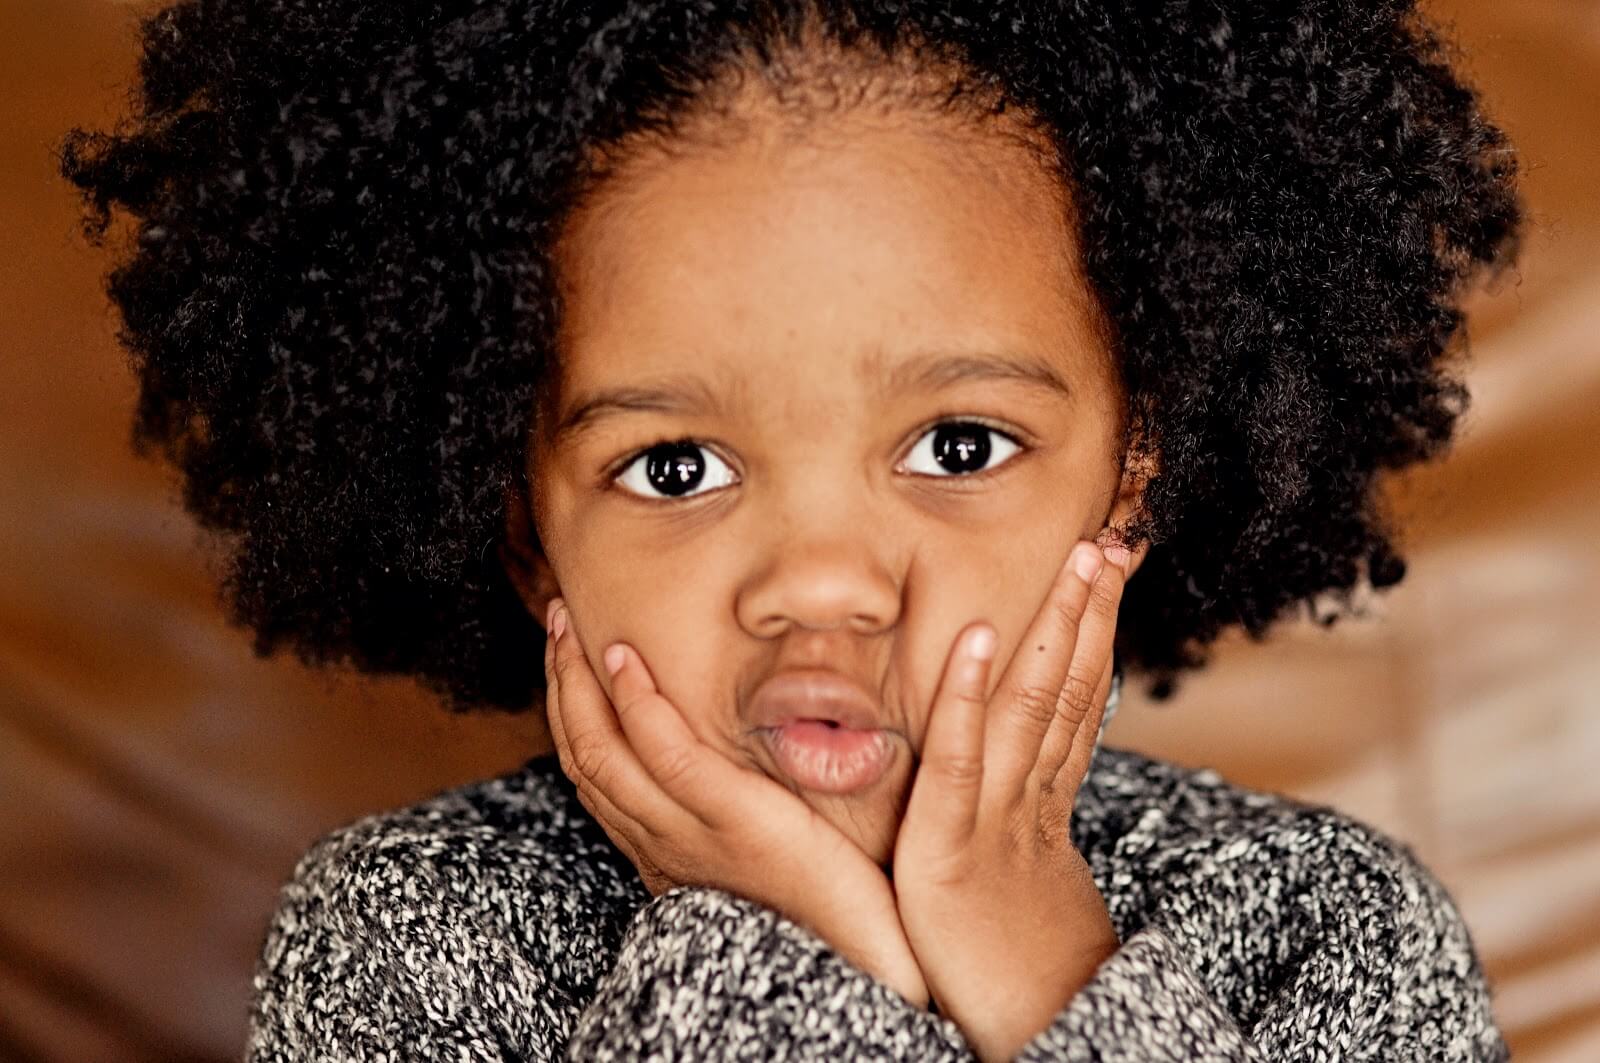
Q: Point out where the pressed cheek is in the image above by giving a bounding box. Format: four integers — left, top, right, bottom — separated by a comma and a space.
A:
535, 446, 748, 747
582, 566, 745, 746
896, 526, 1082, 733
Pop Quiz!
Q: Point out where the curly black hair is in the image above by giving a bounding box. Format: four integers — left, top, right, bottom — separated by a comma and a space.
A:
58, 0, 1521, 713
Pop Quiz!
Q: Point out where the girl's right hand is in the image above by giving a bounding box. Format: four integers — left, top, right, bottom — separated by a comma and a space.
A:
543, 597, 930, 1008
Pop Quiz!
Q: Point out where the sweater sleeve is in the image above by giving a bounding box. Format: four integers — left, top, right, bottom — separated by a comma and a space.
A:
1011, 925, 1262, 1062
565, 885, 977, 1061
245, 826, 579, 1062
1012, 821, 1511, 1063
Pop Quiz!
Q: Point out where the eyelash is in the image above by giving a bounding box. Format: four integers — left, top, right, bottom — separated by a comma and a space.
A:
605, 417, 1030, 504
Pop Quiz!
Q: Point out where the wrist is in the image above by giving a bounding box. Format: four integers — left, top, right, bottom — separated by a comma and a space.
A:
965, 907, 1120, 1062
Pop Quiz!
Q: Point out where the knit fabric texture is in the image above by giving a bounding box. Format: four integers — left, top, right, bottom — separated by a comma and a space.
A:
245, 677, 1509, 1061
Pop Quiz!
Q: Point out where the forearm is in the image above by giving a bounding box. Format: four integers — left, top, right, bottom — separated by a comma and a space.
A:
1010, 885, 1508, 1063
1012, 926, 1265, 1063
568, 886, 974, 1061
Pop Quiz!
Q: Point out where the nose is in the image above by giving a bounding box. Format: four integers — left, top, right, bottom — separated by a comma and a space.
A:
736, 537, 902, 639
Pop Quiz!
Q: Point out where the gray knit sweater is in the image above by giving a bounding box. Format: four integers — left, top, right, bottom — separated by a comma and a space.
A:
245, 688, 1510, 1061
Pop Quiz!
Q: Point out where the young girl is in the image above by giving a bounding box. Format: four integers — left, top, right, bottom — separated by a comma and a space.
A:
60, 0, 1522, 1059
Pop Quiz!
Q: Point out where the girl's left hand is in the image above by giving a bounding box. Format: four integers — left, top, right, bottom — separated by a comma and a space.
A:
892, 539, 1132, 1063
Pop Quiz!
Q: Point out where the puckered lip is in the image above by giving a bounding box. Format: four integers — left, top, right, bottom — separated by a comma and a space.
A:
745, 667, 886, 731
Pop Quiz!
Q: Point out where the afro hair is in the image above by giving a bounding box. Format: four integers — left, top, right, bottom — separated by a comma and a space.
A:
58, 0, 1521, 712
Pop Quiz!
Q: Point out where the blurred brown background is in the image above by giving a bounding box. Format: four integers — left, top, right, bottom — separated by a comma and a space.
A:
3, 0, 1597, 1059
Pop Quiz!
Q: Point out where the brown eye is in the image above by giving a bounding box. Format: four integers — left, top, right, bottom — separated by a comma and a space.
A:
613, 440, 737, 500
901, 420, 1022, 478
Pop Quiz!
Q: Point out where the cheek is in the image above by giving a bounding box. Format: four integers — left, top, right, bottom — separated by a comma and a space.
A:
587, 576, 742, 748
895, 530, 1082, 734
543, 494, 746, 750
894, 554, 1001, 738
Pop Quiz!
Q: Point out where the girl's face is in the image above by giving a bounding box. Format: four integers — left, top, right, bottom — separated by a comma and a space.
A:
506, 102, 1148, 866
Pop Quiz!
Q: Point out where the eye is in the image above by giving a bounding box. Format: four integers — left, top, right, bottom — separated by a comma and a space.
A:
900, 420, 1024, 478
612, 439, 738, 501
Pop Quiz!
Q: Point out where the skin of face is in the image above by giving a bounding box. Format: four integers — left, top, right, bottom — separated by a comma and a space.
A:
501, 97, 1150, 867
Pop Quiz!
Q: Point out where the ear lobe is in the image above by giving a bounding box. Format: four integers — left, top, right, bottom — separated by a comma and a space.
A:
1101, 444, 1159, 579
498, 483, 562, 631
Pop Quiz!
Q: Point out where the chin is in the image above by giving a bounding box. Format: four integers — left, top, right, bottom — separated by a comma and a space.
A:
803, 771, 910, 869
743, 733, 914, 867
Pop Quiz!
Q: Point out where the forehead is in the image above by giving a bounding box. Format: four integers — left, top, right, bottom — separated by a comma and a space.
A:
550, 107, 1109, 408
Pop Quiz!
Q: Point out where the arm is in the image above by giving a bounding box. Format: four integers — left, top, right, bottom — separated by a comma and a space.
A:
248, 813, 960, 1062
566, 886, 975, 1062
1010, 925, 1263, 1063
245, 827, 578, 1063
1011, 824, 1510, 1063
877, 535, 1505, 1063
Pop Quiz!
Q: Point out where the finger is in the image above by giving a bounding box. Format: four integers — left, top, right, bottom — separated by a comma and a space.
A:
1033, 556, 1125, 790
544, 605, 570, 768
546, 600, 681, 837
984, 541, 1103, 797
545, 606, 643, 836
605, 636, 842, 846
1051, 654, 1117, 799
905, 622, 997, 847
604, 640, 760, 831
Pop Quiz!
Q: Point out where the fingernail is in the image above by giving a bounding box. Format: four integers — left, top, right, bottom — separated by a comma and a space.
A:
552, 603, 568, 642
968, 624, 996, 662
603, 644, 625, 676
1071, 543, 1104, 583
1103, 544, 1131, 573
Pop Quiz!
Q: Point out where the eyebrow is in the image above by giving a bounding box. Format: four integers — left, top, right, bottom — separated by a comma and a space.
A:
550, 348, 1073, 445
882, 348, 1074, 401
551, 373, 733, 446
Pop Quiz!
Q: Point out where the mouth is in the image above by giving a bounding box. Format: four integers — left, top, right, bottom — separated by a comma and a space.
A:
746, 668, 896, 795
757, 719, 895, 795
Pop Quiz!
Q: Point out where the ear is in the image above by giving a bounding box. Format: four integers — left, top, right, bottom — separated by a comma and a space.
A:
498, 481, 562, 634
1096, 444, 1159, 580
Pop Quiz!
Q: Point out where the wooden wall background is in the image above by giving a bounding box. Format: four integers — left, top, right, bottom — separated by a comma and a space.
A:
2, 0, 1596, 1058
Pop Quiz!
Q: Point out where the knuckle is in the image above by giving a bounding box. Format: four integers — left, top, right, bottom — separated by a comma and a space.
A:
1057, 673, 1097, 715
1011, 683, 1061, 728
1050, 591, 1087, 635
952, 681, 987, 708
651, 745, 699, 791
1002, 813, 1035, 857
1037, 800, 1073, 846
552, 648, 584, 686
609, 691, 640, 727
932, 752, 984, 788
923, 846, 976, 888
568, 732, 613, 783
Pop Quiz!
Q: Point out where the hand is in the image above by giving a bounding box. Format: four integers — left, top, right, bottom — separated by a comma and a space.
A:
892, 539, 1132, 1063
542, 598, 930, 1006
